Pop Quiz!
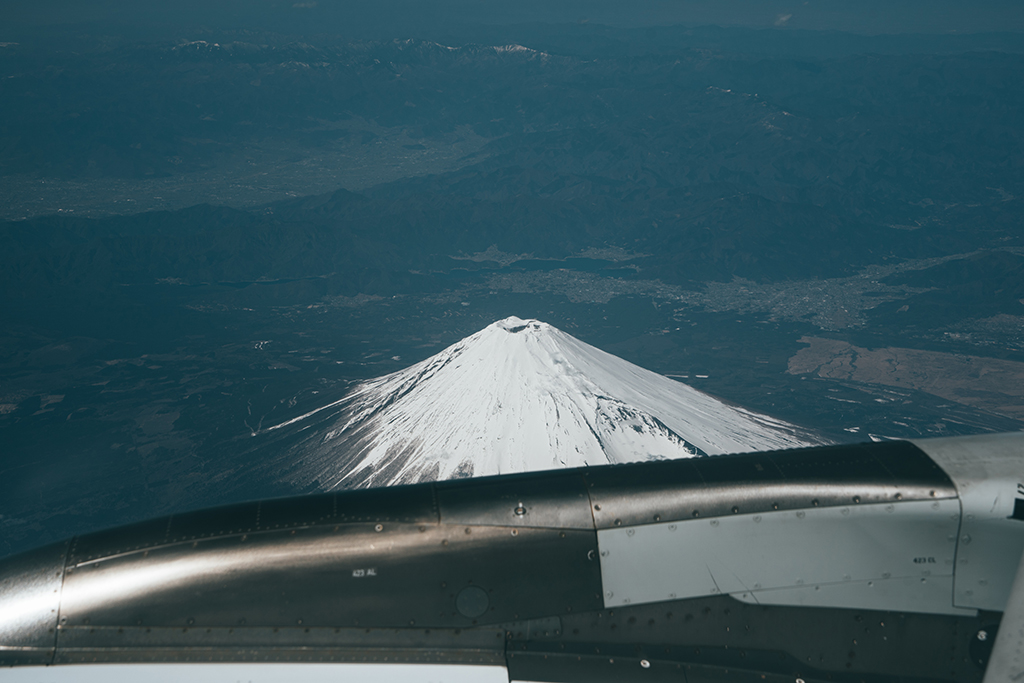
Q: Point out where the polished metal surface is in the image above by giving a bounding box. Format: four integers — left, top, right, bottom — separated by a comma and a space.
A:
59, 524, 602, 630
585, 440, 957, 529
0, 541, 68, 665
53, 625, 508, 666
436, 471, 593, 529
2, 434, 1023, 683
507, 595, 989, 683
68, 486, 438, 566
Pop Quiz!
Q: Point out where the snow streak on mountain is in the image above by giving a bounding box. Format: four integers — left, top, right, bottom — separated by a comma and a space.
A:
284, 317, 820, 489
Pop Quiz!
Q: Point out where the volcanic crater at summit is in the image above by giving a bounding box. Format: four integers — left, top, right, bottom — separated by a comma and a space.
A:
280, 317, 820, 489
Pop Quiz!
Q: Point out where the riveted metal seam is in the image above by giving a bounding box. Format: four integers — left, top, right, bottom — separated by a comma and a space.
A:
51, 537, 73, 665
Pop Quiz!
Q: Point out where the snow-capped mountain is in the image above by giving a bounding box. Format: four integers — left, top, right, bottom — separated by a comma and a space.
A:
283, 317, 821, 489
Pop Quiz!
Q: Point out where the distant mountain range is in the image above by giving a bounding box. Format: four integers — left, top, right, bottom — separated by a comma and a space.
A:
1, 22, 1022, 562
3, 29, 1021, 294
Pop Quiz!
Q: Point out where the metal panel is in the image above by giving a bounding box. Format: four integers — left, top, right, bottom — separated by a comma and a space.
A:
58, 523, 602, 631
597, 499, 962, 615
508, 645, 732, 683
912, 432, 1024, 611
436, 472, 593, 529
68, 485, 439, 565
255, 486, 439, 529
51, 625, 507, 667
67, 517, 174, 565
585, 441, 956, 529
983, 547, 1024, 683
547, 594, 986, 683
329, 484, 438, 524
0, 541, 68, 666
509, 644, 824, 683
166, 502, 262, 542
67, 504, 263, 565
53, 625, 505, 651
256, 493, 337, 529
731, 575, 973, 616
3, 435, 1015, 676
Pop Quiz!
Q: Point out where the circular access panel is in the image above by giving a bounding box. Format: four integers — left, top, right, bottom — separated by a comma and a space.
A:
456, 586, 489, 618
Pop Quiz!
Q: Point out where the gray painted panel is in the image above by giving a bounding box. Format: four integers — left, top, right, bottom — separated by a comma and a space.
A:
731, 574, 974, 616
913, 432, 1024, 611
598, 499, 960, 614
983, 547, 1024, 683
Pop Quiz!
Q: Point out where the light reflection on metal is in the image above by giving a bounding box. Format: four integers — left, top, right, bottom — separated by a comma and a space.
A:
0, 542, 68, 663
0, 433, 1021, 683
0, 590, 60, 642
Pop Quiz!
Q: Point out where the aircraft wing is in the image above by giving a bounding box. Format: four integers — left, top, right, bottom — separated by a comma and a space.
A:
2, 432, 1023, 683
983, 546, 1024, 683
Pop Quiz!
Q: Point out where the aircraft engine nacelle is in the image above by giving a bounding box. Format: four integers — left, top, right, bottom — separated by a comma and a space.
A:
2, 432, 1023, 683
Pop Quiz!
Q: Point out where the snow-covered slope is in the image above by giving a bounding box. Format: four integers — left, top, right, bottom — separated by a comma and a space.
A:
285, 317, 820, 489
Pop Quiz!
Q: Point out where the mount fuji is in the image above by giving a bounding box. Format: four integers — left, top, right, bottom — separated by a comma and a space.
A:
277, 317, 822, 489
